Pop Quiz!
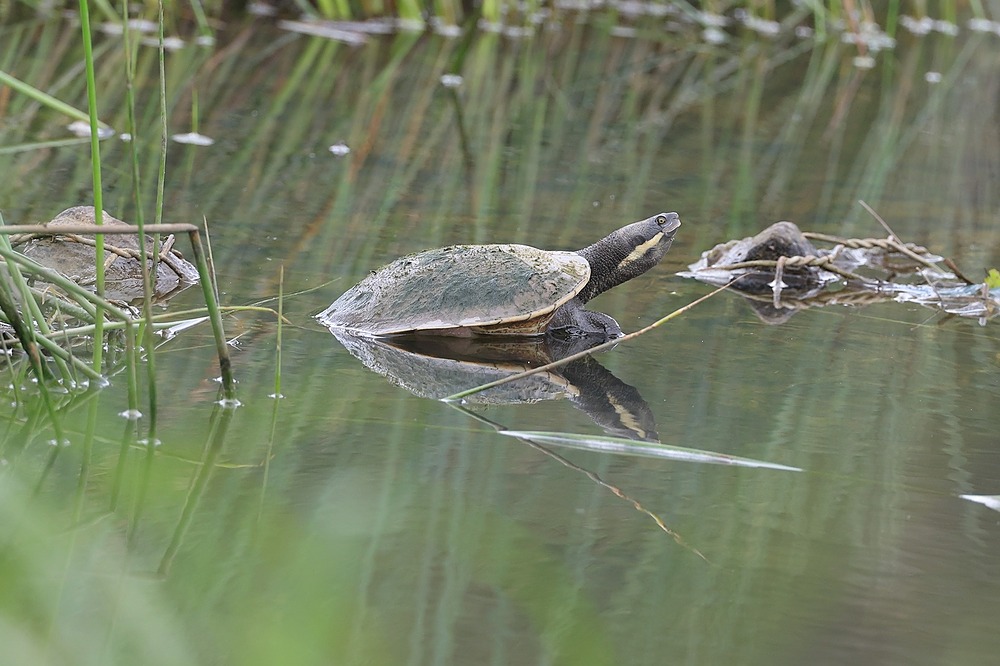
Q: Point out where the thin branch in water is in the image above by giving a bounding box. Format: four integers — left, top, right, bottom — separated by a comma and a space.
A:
442, 281, 735, 402
857, 199, 942, 272
452, 405, 710, 563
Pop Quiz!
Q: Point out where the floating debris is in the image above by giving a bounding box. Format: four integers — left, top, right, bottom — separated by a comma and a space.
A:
435, 23, 462, 38
961, 495, 1000, 512
278, 19, 368, 45
99, 18, 158, 35
612, 0, 672, 17
697, 11, 729, 27
140, 35, 185, 50
328, 142, 351, 156
702, 27, 728, 44
171, 132, 215, 146
680, 219, 999, 325
67, 121, 115, 139
841, 22, 896, 51
934, 20, 960, 36
499, 430, 802, 470
900, 15, 935, 35
734, 10, 780, 37
968, 18, 1000, 34
248, 1, 277, 16
396, 18, 425, 32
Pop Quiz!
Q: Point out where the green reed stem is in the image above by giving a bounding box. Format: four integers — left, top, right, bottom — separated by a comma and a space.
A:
0, 247, 132, 321
0, 71, 100, 127
187, 230, 235, 399
0, 275, 68, 446
274, 266, 284, 399
123, 3, 159, 439
78, 0, 106, 370
0, 217, 74, 381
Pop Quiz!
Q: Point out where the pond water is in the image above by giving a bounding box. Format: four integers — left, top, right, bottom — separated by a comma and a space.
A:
2, 11, 1000, 665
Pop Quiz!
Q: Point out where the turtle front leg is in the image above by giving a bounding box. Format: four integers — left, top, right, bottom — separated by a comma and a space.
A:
548, 301, 623, 340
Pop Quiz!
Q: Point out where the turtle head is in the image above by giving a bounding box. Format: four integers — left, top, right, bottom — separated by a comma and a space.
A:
575, 212, 681, 304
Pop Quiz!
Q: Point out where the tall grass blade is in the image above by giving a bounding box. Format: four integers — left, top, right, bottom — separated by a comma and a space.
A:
0, 70, 103, 127
122, 4, 159, 439
77, 0, 106, 370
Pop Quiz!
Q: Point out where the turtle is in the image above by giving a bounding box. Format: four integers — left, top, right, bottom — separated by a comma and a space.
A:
317, 212, 681, 339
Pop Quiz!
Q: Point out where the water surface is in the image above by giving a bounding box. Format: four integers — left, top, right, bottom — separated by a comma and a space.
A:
1, 13, 999, 665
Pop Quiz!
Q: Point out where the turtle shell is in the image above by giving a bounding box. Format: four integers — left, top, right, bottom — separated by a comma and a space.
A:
318, 244, 591, 337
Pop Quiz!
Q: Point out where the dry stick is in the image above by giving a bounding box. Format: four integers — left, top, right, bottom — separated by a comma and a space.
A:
857, 200, 943, 272
442, 281, 735, 403
0, 223, 197, 236
802, 232, 932, 256
857, 200, 983, 294
712, 256, 871, 283
943, 258, 977, 287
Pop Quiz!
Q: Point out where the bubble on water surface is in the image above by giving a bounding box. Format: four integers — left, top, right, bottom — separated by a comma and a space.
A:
924, 71, 942, 83
329, 142, 351, 156
440, 74, 464, 88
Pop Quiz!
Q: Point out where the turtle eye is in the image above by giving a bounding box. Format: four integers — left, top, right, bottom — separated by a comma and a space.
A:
655, 214, 668, 225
